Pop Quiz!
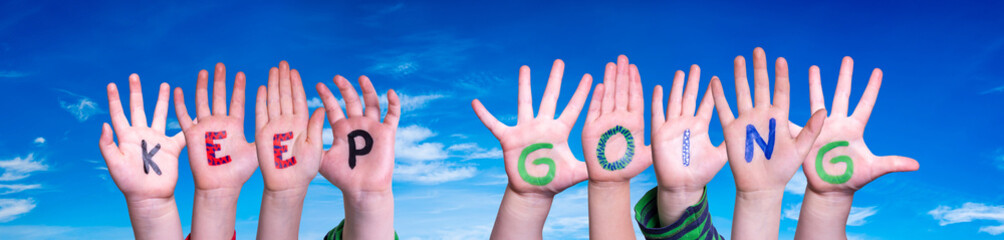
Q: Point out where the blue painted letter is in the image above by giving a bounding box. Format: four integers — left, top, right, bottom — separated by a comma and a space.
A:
744, 118, 775, 163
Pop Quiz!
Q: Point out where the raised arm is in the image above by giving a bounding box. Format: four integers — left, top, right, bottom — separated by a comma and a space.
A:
710, 48, 827, 239
643, 64, 727, 239
254, 61, 326, 239
316, 74, 400, 239
582, 55, 653, 239
174, 63, 259, 239
793, 57, 919, 240
98, 74, 185, 240
472, 59, 592, 240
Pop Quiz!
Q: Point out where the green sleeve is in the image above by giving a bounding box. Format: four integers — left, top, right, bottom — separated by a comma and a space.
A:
323, 219, 399, 240
633, 187, 724, 240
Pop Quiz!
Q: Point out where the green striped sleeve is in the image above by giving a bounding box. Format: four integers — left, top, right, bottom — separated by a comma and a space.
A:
323, 219, 399, 240
633, 187, 724, 240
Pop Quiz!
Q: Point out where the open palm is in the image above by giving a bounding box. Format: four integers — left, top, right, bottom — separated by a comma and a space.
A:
651, 65, 726, 192
582, 55, 652, 182
472, 60, 591, 196
711, 48, 826, 192
254, 61, 326, 192
317, 75, 400, 193
99, 74, 185, 200
796, 57, 919, 194
175, 63, 258, 191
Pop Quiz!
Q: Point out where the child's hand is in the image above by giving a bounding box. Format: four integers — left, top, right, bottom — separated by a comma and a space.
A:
650, 64, 727, 222
98, 74, 184, 240
472, 59, 591, 197
174, 63, 258, 194
100, 74, 185, 203
797, 57, 919, 196
581, 55, 652, 182
254, 61, 326, 192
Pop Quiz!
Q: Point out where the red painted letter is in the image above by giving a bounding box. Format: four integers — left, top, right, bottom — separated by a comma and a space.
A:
273, 132, 296, 169
205, 131, 231, 166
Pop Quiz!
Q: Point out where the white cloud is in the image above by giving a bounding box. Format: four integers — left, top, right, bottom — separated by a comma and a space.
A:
364, 31, 477, 79
981, 84, 1004, 95
396, 125, 449, 161
56, 89, 103, 122
0, 70, 29, 78
0, 184, 41, 195
784, 203, 877, 226
0, 225, 132, 239
32, 137, 44, 145
0, 198, 36, 222
393, 125, 488, 184
0, 154, 48, 181
785, 168, 807, 195
307, 97, 323, 108
447, 143, 502, 160
381, 92, 446, 112
166, 119, 181, 130
543, 216, 589, 239
930, 202, 1004, 235
395, 160, 477, 184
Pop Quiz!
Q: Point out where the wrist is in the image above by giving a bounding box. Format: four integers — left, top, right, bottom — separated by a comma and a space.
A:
192, 188, 240, 240
655, 187, 705, 226
342, 188, 395, 213
263, 186, 308, 200
125, 196, 178, 219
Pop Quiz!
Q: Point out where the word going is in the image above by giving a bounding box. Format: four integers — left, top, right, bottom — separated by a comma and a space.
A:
815, 141, 854, 184
141, 140, 162, 175
205, 131, 232, 166
273, 132, 296, 169
518, 143, 556, 186
744, 118, 776, 163
596, 125, 635, 171
682, 129, 691, 167
347, 130, 373, 169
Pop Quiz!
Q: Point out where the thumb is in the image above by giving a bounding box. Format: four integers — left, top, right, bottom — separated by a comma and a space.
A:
99, 123, 122, 159
307, 108, 326, 148
795, 109, 827, 155
876, 155, 919, 176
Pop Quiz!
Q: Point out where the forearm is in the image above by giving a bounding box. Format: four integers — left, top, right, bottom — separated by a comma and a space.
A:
656, 187, 704, 226
732, 189, 784, 240
257, 187, 308, 239
589, 181, 634, 239
490, 186, 553, 240
794, 190, 853, 240
125, 196, 183, 240
191, 188, 241, 239
342, 189, 395, 239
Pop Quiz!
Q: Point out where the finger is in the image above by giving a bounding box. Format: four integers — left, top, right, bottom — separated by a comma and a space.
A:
558, 74, 593, 126
753, 47, 771, 108
151, 82, 171, 132
212, 63, 228, 116
106, 83, 130, 131
230, 72, 247, 120
788, 121, 803, 139
472, 99, 507, 136
711, 77, 735, 124
852, 68, 883, 124
682, 64, 701, 117
172, 87, 194, 130
267, 67, 280, 118
831, 56, 854, 117
876, 155, 920, 175
255, 85, 268, 130
517, 65, 534, 123
773, 57, 790, 116
307, 108, 325, 147
795, 109, 827, 154
128, 74, 148, 127
809, 65, 826, 114
385, 89, 401, 128
628, 64, 644, 113
601, 62, 616, 113
196, 70, 212, 119
696, 83, 715, 122
292, 69, 308, 115
615, 55, 630, 110
335, 75, 364, 117
316, 82, 346, 126
170, 131, 186, 147
667, 70, 685, 119
586, 83, 605, 123
734, 55, 753, 113
359, 75, 382, 120
652, 85, 665, 126
538, 59, 564, 120
99, 122, 122, 159
279, 61, 293, 115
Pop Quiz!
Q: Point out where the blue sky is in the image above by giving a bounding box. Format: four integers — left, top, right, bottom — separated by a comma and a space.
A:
0, 0, 1002, 239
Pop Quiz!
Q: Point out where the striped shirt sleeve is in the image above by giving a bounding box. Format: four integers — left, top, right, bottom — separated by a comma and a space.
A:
634, 187, 725, 240
323, 219, 399, 240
